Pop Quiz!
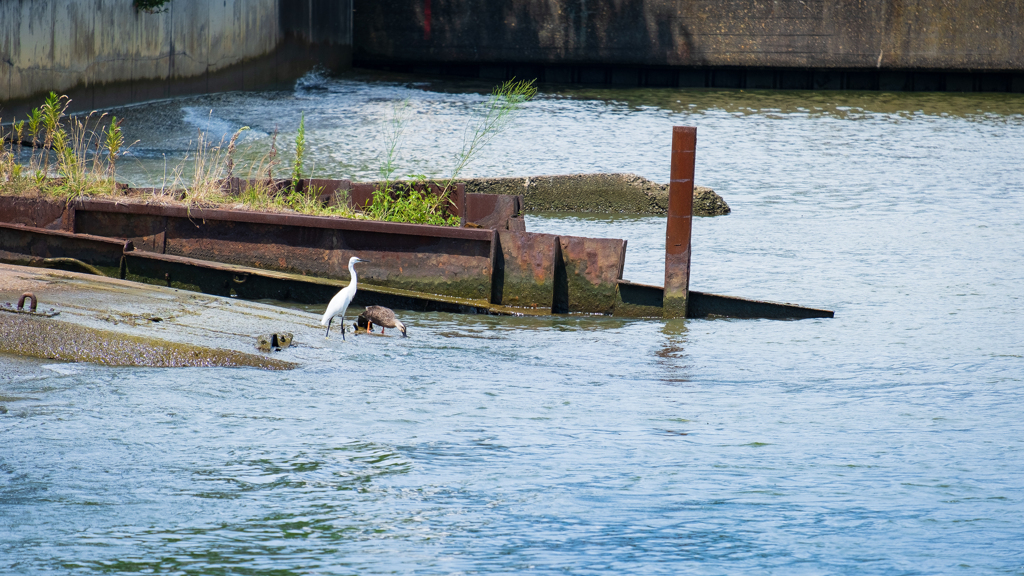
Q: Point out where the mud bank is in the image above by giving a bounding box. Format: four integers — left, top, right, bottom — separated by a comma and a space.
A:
462, 173, 730, 216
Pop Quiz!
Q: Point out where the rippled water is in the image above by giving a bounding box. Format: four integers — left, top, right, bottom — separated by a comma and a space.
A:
2, 73, 1023, 574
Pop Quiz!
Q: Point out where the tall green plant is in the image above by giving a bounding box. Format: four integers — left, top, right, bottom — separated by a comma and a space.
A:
1, 119, 12, 183
40, 111, 118, 201
366, 79, 537, 227
39, 92, 70, 175
441, 78, 537, 194
365, 100, 457, 224
12, 120, 25, 159
378, 99, 412, 191
365, 175, 459, 226
26, 109, 42, 148
1, 120, 26, 183
104, 116, 124, 179
291, 113, 306, 193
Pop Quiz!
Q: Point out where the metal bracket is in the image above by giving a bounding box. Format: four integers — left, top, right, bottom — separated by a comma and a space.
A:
0, 292, 60, 317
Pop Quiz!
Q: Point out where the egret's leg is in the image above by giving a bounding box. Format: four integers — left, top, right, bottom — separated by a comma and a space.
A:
341, 316, 346, 341
325, 317, 332, 339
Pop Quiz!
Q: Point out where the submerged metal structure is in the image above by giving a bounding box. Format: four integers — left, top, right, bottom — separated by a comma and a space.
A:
0, 127, 833, 320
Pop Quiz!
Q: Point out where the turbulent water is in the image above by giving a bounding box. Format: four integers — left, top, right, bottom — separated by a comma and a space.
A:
2, 71, 1023, 574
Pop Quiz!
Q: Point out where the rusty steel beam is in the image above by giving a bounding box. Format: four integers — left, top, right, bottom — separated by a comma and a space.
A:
68, 198, 496, 301
0, 222, 127, 276
613, 280, 834, 319
0, 221, 542, 315
466, 193, 524, 230
614, 279, 664, 318
687, 291, 835, 320
664, 126, 696, 318
493, 232, 626, 314
0, 220, 835, 320
71, 198, 490, 240
0, 183, 836, 321
0, 196, 65, 230
120, 250, 550, 316
0, 194, 513, 304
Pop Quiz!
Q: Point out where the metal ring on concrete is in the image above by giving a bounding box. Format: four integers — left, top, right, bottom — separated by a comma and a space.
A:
17, 292, 37, 312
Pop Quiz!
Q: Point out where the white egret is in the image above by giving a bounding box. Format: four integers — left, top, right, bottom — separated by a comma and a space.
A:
361, 305, 408, 337
321, 256, 367, 340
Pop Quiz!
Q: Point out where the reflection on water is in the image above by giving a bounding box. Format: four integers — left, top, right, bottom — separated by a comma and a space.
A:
2, 73, 1023, 574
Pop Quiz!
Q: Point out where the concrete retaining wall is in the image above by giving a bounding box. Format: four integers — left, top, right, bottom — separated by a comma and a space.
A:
1, 0, 353, 117
355, 0, 1024, 91
463, 173, 730, 216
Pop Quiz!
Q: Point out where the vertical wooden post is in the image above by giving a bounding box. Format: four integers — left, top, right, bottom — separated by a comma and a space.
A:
664, 126, 696, 318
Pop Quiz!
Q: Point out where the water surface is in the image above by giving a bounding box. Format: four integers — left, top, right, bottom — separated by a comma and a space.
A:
2, 73, 1023, 574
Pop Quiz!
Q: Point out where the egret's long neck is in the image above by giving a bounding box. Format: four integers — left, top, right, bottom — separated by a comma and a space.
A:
349, 262, 358, 289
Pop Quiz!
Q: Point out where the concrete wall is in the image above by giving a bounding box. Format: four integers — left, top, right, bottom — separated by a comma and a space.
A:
354, 0, 1024, 90
1, 0, 352, 116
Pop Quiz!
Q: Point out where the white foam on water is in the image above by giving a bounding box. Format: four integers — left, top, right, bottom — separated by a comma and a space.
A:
41, 363, 81, 375
181, 106, 240, 144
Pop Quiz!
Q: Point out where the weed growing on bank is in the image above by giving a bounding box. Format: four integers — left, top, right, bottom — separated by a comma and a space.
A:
0, 95, 354, 218
167, 120, 357, 219
1, 92, 125, 201
366, 78, 538, 226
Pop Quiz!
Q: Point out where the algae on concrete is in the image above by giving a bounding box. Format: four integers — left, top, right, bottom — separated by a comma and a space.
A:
461, 173, 730, 216
0, 262, 346, 369
0, 314, 295, 369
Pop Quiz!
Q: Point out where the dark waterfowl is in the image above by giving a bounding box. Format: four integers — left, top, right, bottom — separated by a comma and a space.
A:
360, 305, 408, 337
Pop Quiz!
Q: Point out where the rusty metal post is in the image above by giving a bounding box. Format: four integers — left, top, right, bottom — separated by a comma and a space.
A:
664, 126, 696, 318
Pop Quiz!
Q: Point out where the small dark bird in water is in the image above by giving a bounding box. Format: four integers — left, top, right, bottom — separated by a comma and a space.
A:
359, 305, 408, 337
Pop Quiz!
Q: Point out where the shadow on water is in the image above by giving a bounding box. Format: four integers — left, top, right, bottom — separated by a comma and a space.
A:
550, 84, 1024, 118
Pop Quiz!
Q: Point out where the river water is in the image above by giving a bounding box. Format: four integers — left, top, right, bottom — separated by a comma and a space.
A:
2, 72, 1023, 574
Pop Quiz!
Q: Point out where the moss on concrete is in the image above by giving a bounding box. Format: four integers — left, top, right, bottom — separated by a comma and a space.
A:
462, 173, 730, 216
0, 313, 296, 369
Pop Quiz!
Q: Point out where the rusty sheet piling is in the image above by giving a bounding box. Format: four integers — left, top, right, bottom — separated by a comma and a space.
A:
664, 126, 696, 318
557, 236, 627, 315
68, 200, 496, 302
0, 139, 835, 321
494, 231, 560, 309
0, 200, 833, 319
